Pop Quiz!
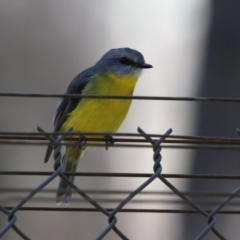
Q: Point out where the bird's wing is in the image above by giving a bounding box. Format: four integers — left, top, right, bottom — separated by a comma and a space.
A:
44, 67, 95, 163
54, 67, 95, 131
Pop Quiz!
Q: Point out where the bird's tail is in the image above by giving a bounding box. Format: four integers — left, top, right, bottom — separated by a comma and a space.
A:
56, 145, 84, 204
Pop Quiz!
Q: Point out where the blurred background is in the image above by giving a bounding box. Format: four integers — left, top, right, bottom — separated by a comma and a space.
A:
1, 1, 240, 239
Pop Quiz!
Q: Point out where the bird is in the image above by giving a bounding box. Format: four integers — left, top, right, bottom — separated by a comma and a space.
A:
44, 47, 153, 204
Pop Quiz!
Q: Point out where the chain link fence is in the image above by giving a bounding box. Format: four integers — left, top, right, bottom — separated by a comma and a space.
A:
1, 123, 240, 239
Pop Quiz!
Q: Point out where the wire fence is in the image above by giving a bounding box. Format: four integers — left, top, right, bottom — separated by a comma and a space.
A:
1, 93, 240, 239
1, 126, 240, 239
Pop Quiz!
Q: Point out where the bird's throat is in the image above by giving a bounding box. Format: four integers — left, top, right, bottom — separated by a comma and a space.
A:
85, 73, 138, 95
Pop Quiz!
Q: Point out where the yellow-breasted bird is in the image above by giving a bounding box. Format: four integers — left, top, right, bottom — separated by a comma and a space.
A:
44, 48, 152, 204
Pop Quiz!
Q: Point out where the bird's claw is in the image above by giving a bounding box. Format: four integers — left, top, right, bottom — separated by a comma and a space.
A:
105, 135, 114, 150
78, 135, 87, 150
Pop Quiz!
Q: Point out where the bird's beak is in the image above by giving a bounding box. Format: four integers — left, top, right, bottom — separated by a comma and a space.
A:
139, 63, 153, 69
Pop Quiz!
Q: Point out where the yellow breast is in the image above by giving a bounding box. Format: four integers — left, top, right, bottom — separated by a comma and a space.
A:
61, 73, 138, 133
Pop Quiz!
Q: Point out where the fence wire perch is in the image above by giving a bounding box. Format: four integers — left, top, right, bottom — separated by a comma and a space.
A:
0, 126, 239, 239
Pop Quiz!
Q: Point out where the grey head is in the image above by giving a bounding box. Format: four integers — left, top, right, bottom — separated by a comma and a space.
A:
94, 48, 153, 76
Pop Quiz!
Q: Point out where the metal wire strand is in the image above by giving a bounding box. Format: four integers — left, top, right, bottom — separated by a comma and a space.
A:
2, 92, 240, 102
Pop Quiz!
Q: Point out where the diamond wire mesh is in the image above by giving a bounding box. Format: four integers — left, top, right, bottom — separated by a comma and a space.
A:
0, 126, 239, 240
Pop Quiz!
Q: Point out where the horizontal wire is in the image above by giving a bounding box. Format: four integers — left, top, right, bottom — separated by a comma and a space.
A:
1, 134, 240, 145
1, 131, 240, 144
4, 207, 240, 214
3, 200, 237, 207
0, 171, 240, 179
4, 198, 234, 206
1, 188, 240, 198
1, 133, 240, 149
1, 140, 240, 150
1, 92, 240, 102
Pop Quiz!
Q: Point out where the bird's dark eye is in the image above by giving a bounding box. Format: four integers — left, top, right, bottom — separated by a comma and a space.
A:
119, 57, 129, 64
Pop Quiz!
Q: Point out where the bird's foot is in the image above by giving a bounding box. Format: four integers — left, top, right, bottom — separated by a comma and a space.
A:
78, 135, 87, 150
105, 135, 114, 150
